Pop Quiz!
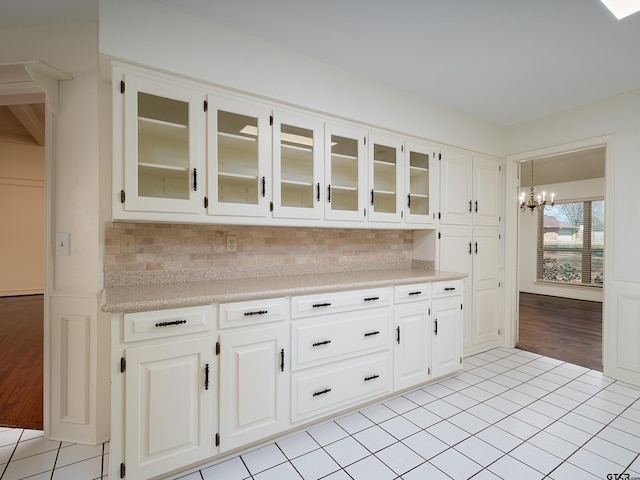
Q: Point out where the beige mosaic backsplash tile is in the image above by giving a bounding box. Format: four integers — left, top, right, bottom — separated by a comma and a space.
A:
104, 223, 414, 287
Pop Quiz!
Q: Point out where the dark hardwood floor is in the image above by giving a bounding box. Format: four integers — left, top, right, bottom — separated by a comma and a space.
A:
517, 292, 602, 371
0, 295, 44, 429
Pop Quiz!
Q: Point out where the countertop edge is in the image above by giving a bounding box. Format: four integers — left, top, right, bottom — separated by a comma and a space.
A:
102, 269, 467, 313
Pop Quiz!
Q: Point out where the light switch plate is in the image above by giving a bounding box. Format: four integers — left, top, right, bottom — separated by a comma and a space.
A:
56, 232, 70, 256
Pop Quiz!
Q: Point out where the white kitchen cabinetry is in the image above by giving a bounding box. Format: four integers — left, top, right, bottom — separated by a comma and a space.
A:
405, 141, 439, 225
113, 68, 206, 217
272, 110, 324, 220
218, 298, 290, 452
368, 133, 403, 223
324, 123, 367, 222
393, 283, 432, 391
111, 305, 215, 480
431, 281, 464, 378
439, 227, 501, 355
207, 95, 271, 218
290, 287, 393, 422
439, 148, 501, 226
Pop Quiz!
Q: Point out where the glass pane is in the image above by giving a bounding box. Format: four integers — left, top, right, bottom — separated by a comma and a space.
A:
330, 135, 358, 212
409, 150, 429, 215
591, 200, 605, 248
281, 124, 314, 208
217, 110, 259, 205
373, 143, 396, 213
137, 92, 190, 199
543, 202, 584, 249
541, 250, 582, 283
591, 250, 604, 284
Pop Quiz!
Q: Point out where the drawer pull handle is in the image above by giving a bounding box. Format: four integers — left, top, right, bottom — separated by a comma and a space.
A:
313, 388, 332, 397
312, 302, 332, 308
204, 364, 210, 390
312, 340, 332, 347
364, 331, 380, 337
364, 296, 380, 302
244, 310, 268, 316
408, 291, 422, 296
364, 374, 380, 382
155, 319, 187, 327
444, 287, 456, 291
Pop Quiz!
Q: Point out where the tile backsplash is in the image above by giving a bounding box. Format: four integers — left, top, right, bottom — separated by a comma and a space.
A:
104, 223, 416, 287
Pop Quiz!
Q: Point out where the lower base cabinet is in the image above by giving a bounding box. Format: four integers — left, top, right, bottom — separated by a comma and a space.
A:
218, 323, 289, 452
124, 337, 215, 480
111, 279, 463, 480
432, 296, 463, 378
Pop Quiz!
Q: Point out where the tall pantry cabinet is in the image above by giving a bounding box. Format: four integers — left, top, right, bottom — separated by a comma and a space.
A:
439, 148, 503, 355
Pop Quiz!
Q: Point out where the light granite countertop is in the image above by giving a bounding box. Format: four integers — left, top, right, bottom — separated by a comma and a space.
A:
102, 269, 466, 313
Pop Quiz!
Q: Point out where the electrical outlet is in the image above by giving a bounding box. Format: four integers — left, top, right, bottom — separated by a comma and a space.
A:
120, 234, 135, 254
226, 236, 237, 253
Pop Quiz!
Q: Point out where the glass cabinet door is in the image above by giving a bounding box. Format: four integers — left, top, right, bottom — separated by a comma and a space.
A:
208, 96, 270, 217
405, 141, 438, 224
272, 110, 323, 220
368, 133, 403, 223
122, 74, 204, 214
324, 123, 367, 222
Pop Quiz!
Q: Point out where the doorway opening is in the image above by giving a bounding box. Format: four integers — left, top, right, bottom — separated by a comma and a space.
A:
0, 100, 46, 429
515, 146, 605, 371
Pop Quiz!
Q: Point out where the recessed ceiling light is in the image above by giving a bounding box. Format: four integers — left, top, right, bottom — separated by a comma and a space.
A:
600, 0, 640, 19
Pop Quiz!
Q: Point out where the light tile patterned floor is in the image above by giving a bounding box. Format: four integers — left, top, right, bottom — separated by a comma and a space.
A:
2, 347, 640, 479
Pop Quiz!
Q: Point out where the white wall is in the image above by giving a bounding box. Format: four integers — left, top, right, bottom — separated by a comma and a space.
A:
518, 178, 604, 302
507, 88, 640, 384
98, 0, 505, 158
0, 140, 44, 296
0, 22, 103, 293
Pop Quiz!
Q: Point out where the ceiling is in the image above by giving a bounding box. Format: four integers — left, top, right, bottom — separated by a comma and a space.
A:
1, 0, 640, 126
520, 146, 606, 187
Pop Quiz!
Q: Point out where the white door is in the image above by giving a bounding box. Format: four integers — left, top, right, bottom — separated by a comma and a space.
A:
368, 132, 403, 223
124, 337, 214, 480
473, 155, 501, 226
431, 297, 463, 379
405, 141, 438, 225
219, 324, 289, 451
393, 303, 431, 391
472, 228, 501, 347
324, 123, 367, 222
439, 148, 472, 225
272, 110, 324, 220
121, 73, 205, 215
207, 95, 271, 218
439, 226, 473, 349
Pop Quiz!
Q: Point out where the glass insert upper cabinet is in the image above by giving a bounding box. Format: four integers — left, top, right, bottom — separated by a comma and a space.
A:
272, 110, 323, 220
324, 123, 367, 222
207, 96, 271, 217
368, 133, 403, 223
405, 141, 438, 225
120, 73, 205, 215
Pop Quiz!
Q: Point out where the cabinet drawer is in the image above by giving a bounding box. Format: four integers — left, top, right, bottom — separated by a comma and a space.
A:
432, 280, 463, 298
394, 283, 431, 304
123, 305, 213, 343
291, 309, 391, 371
291, 287, 391, 319
291, 352, 392, 423
219, 297, 288, 329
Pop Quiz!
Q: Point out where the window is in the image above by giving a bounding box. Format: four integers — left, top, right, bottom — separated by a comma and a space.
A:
537, 199, 604, 286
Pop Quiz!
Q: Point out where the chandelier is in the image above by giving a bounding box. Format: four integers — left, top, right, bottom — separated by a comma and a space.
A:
520, 160, 554, 214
